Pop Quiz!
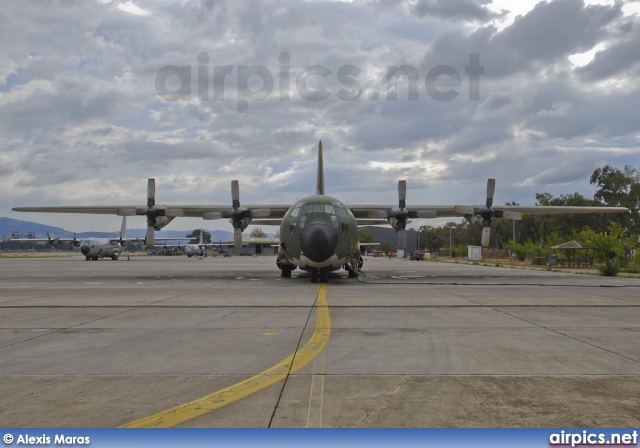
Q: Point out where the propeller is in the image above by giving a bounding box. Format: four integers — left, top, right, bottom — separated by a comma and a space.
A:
117, 179, 183, 247
389, 181, 437, 250
220, 180, 271, 254
46, 232, 60, 246
455, 179, 521, 248
392, 180, 409, 251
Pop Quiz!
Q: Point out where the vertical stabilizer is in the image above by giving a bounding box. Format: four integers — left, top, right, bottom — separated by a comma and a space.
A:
199, 228, 203, 245
316, 141, 324, 195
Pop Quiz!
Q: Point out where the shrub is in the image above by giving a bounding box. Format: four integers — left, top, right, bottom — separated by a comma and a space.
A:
597, 258, 620, 277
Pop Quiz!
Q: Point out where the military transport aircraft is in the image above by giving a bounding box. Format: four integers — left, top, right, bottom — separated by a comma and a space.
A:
12, 217, 189, 261
13, 142, 628, 281
184, 229, 212, 257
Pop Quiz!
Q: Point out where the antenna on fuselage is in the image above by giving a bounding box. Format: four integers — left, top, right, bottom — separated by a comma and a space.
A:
316, 140, 324, 195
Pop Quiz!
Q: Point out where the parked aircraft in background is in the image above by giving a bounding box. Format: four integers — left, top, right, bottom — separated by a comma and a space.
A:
11, 217, 188, 261
13, 142, 628, 279
184, 229, 209, 257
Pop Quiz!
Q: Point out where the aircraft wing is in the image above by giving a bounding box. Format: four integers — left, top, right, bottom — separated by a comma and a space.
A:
10, 238, 55, 242
348, 204, 628, 219
486, 205, 628, 216
10, 235, 81, 247
348, 204, 452, 219
12, 205, 293, 219
108, 237, 191, 245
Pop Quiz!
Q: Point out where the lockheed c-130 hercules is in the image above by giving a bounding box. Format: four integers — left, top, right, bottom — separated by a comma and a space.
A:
13, 142, 628, 282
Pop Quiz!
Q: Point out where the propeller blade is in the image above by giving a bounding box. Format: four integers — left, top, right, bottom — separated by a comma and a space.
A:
250, 208, 271, 218
47, 232, 53, 245
481, 226, 490, 247
203, 212, 223, 220
231, 180, 240, 207
147, 178, 156, 207
398, 230, 407, 250
120, 216, 127, 241
145, 227, 154, 247
486, 178, 495, 208
234, 228, 242, 253
398, 180, 406, 208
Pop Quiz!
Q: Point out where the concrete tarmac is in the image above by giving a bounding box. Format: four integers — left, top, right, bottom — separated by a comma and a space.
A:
0, 255, 638, 427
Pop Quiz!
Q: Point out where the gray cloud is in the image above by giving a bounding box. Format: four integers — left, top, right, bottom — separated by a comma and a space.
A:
1, 0, 639, 232
411, 0, 503, 22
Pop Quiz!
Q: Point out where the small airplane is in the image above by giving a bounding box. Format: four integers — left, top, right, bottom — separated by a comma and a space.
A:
13, 142, 628, 280
11, 217, 189, 261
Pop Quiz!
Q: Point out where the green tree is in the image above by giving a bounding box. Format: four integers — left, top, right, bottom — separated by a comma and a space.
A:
358, 228, 375, 243
378, 241, 392, 253
250, 227, 267, 238
419, 225, 448, 253
590, 165, 639, 237
186, 229, 211, 244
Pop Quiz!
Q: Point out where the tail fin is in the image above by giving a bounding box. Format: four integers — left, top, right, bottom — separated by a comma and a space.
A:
199, 228, 203, 245
120, 216, 127, 240
316, 140, 324, 195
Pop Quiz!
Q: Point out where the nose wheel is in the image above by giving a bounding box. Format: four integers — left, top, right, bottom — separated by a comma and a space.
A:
309, 267, 329, 283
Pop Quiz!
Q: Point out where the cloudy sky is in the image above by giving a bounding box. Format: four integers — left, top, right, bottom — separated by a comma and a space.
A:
1, 0, 639, 233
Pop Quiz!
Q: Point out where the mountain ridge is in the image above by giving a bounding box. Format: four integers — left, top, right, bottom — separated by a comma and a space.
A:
0, 217, 236, 241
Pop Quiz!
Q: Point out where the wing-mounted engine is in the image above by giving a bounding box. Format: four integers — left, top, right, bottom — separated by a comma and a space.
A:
116, 178, 184, 246
464, 212, 484, 228
455, 179, 522, 247
369, 180, 436, 252
204, 180, 272, 253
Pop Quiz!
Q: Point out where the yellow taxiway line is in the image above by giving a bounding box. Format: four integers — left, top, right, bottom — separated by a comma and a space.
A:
120, 284, 330, 428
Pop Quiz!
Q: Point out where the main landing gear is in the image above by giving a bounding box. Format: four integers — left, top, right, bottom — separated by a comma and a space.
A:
277, 258, 296, 278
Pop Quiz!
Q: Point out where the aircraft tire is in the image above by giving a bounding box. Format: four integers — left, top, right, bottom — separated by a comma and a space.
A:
92, 257, 99, 261
281, 265, 292, 278
319, 268, 329, 283
86, 256, 91, 261
310, 268, 318, 283
346, 265, 357, 278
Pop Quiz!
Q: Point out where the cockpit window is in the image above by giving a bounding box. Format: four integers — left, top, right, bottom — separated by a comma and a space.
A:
291, 202, 305, 217
332, 201, 346, 217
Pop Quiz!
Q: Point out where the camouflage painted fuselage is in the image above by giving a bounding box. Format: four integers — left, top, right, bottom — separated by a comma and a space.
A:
279, 194, 358, 271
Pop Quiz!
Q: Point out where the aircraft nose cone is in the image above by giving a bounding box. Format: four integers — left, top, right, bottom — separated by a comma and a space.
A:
299, 223, 338, 263
80, 245, 90, 256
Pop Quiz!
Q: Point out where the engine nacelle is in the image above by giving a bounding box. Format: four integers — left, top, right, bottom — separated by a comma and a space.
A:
388, 207, 409, 231
151, 216, 174, 230
465, 212, 484, 228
